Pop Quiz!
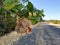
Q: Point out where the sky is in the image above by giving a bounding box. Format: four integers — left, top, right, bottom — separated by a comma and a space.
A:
29, 0, 60, 20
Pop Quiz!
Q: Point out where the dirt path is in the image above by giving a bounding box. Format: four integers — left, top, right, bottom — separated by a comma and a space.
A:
42, 22, 60, 45
13, 23, 44, 45
13, 22, 60, 45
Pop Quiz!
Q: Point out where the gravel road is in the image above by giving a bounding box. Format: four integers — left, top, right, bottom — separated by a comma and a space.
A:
43, 22, 60, 45
13, 22, 60, 45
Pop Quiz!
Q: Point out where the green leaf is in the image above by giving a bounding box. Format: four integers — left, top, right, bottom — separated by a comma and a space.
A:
27, 1, 33, 11
0, 7, 5, 15
10, 13, 16, 17
23, 11, 29, 18
3, 0, 19, 10
16, 4, 22, 10
21, 9, 29, 18
10, 4, 22, 13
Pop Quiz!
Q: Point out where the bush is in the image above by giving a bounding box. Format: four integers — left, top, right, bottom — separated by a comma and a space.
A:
0, 15, 16, 36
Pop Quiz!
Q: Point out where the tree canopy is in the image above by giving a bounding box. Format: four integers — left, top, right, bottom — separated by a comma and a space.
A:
0, 0, 45, 36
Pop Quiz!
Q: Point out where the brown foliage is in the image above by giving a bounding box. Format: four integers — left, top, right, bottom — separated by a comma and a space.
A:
15, 17, 32, 34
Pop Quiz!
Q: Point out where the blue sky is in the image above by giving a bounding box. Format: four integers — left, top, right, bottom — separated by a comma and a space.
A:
29, 0, 60, 20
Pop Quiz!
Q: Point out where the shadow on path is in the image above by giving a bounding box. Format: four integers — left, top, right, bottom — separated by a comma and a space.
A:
14, 28, 40, 45
47, 25, 60, 35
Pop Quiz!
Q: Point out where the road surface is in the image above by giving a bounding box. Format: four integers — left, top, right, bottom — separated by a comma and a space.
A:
13, 22, 60, 45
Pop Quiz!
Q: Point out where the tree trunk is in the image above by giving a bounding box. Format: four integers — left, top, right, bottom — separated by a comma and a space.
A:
15, 11, 22, 33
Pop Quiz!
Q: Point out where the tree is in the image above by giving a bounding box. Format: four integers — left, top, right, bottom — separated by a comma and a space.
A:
0, 0, 34, 33
0, 0, 45, 35
29, 8, 45, 24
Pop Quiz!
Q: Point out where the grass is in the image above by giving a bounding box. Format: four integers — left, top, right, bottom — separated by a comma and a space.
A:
48, 20, 60, 24
0, 31, 21, 45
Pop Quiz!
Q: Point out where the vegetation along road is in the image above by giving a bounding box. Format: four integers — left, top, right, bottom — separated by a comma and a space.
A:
13, 22, 60, 45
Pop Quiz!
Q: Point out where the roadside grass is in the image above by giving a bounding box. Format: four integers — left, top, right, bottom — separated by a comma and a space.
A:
48, 20, 60, 24
0, 31, 21, 45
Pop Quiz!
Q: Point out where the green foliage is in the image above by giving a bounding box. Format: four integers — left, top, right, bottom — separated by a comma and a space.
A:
29, 9, 45, 25
21, 9, 29, 18
0, 12, 16, 35
31, 19, 38, 25
30, 16, 40, 25
6, 16, 16, 32
27, 1, 33, 11
0, 0, 45, 36
10, 4, 22, 13
23, 11, 29, 18
39, 9, 45, 17
0, 15, 6, 36
0, 7, 5, 15
3, 0, 19, 10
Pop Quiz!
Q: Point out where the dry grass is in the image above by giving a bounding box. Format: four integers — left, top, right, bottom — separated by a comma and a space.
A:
0, 31, 21, 45
48, 20, 60, 24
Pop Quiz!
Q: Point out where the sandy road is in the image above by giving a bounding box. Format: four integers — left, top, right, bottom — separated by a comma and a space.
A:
13, 23, 43, 45
42, 22, 60, 45
13, 22, 60, 45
